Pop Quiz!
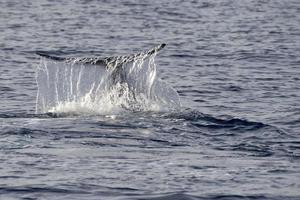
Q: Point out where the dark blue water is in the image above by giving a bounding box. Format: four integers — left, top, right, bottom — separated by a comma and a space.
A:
1, 0, 300, 199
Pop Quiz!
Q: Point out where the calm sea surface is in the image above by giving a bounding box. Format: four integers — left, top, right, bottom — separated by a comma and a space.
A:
1, 0, 300, 199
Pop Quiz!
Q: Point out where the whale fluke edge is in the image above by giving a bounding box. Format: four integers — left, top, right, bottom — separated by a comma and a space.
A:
36, 43, 166, 68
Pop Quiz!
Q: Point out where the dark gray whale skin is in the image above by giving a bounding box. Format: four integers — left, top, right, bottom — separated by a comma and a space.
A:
36, 43, 166, 68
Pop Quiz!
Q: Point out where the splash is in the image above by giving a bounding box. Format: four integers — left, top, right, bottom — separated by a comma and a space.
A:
35, 52, 181, 115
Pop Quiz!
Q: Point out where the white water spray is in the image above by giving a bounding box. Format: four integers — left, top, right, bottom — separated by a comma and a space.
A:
36, 52, 180, 115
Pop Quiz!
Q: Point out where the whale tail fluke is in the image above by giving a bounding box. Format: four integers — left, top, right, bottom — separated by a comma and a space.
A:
36, 51, 67, 61
36, 43, 166, 68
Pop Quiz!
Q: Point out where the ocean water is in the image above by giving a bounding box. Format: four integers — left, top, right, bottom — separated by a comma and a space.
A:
1, 0, 300, 199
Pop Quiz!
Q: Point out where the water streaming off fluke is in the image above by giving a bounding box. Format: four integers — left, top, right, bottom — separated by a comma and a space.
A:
35, 50, 181, 114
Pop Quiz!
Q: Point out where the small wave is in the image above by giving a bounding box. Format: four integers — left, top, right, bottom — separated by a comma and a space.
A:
0, 86, 15, 92
134, 193, 199, 200
0, 113, 52, 119
0, 186, 88, 195
215, 143, 275, 157
131, 193, 298, 200
165, 109, 267, 131
222, 85, 244, 92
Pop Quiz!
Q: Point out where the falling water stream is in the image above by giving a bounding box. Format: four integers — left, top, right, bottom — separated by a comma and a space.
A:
36, 52, 181, 114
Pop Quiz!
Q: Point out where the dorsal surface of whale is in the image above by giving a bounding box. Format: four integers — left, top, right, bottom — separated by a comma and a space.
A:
36, 43, 166, 69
